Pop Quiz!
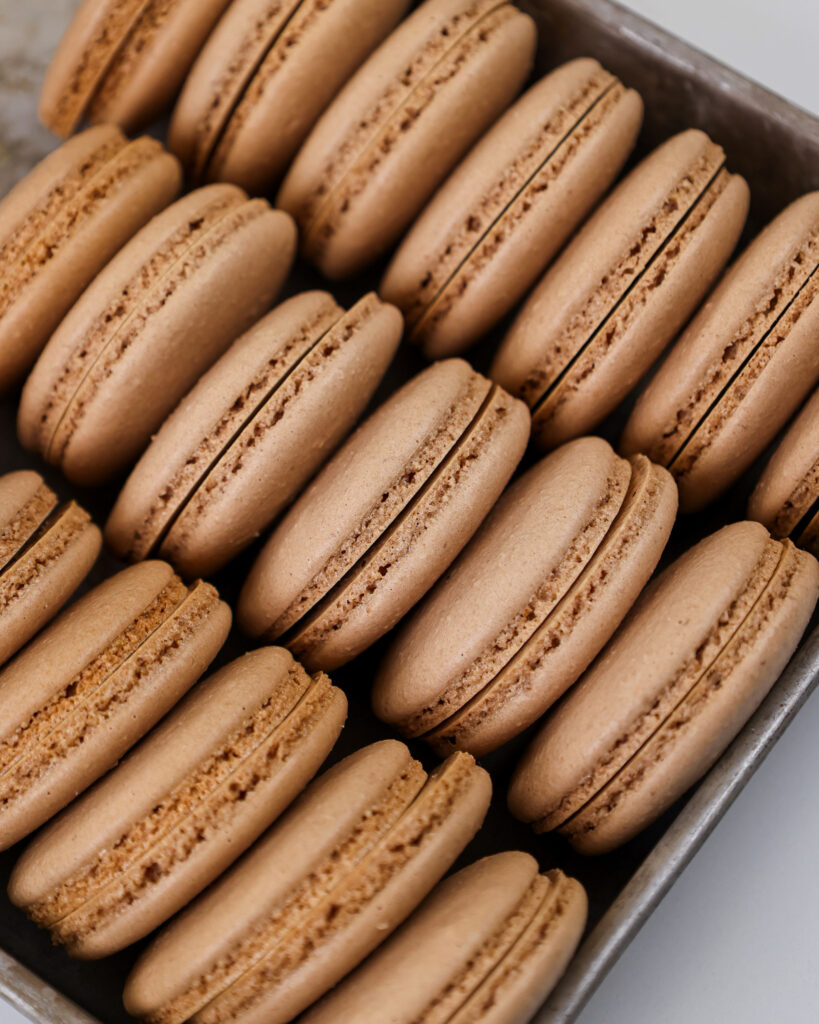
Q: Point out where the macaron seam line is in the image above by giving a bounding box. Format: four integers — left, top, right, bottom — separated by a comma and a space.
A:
0, 480, 57, 571
793, 487, 819, 546
768, 451, 819, 539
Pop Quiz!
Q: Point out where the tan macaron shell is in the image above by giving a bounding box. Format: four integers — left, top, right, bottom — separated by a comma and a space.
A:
124, 740, 491, 1024
9, 647, 346, 958
18, 185, 296, 486
381, 58, 643, 358
492, 129, 750, 449
622, 192, 819, 512
0, 561, 231, 851
509, 522, 819, 854
277, 0, 537, 278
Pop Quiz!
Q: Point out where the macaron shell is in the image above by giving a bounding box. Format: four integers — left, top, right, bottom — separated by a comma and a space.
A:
0, 472, 56, 567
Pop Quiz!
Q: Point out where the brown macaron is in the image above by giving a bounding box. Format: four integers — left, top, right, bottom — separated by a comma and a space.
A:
9, 647, 346, 959
492, 129, 750, 450
381, 58, 643, 358
277, 0, 538, 278
509, 521, 819, 855
0, 561, 231, 851
238, 358, 530, 670
0, 126, 180, 389
622, 192, 819, 512
374, 437, 677, 756
105, 291, 403, 580
18, 185, 296, 487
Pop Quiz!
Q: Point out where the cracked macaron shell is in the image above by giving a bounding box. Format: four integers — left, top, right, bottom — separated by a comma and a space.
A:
0, 560, 231, 851
381, 57, 643, 359
491, 129, 750, 450
123, 740, 491, 1024
374, 436, 677, 756
509, 521, 819, 854
0, 126, 181, 390
9, 646, 347, 959
277, 0, 537, 279
17, 184, 297, 487
622, 192, 819, 512
105, 290, 403, 580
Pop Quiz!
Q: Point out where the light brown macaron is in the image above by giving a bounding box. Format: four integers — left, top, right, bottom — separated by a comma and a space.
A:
277, 0, 538, 279
622, 192, 819, 512
509, 521, 819, 855
105, 290, 403, 580
381, 57, 643, 359
374, 437, 677, 757
238, 358, 530, 670
302, 852, 587, 1024
169, 0, 411, 193
123, 740, 491, 1024
39, 0, 233, 136
18, 184, 296, 487
0, 561, 231, 851
492, 129, 750, 450
9, 647, 346, 959
0, 125, 180, 390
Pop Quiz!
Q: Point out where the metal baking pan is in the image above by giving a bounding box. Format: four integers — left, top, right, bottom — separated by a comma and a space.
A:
0, 1, 817, 1022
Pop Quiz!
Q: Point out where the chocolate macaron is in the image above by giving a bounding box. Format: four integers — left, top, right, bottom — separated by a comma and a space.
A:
238, 358, 530, 670
509, 521, 819, 854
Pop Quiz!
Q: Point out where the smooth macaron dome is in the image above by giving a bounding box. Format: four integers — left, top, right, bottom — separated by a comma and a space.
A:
169, 0, 411, 193
123, 740, 491, 1024
18, 184, 297, 487
277, 0, 538, 278
0, 125, 180, 389
622, 192, 819, 512
381, 57, 644, 359
302, 852, 588, 1024
0, 470, 101, 667
238, 358, 531, 671
0, 561, 231, 851
374, 437, 678, 756
9, 647, 347, 959
509, 521, 819, 855
105, 290, 403, 580
491, 129, 750, 449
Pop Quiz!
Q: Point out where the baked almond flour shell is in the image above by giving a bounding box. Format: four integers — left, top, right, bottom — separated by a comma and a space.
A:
238, 358, 530, 671
0, 470, 101, 667
509, 521, 819, 855
374, 437, 677, 757
0, 561, 231, 851
105, 291, 402, 580
491, 129, 750, 450
123, 741, 491, 1024
381, 57, 643, 359
9, 648, 346, 959
277, 0, 537, 278
622, 192, 819, 513
302, 852, 587, 1024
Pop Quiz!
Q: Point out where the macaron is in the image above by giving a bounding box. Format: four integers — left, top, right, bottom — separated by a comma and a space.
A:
0, 125, 180, 390
509, 521, 819, 855
9, 647, 346, 959
123, 740, 491, 1024
491, 129, 750, 450
0, 561, 231, 851
749, 388, 819, 555
374, 437, 678, 756
381, 57, 644, 359
39, 0, 233, 136
169, 0, 411, 193
277, 0, 538, 279
238, 358, 530, 670
105, 290, 403, 580
622, 192, 819, 512
302, 852, 588, 1024
18, 184, 296, 487
0, 470, 101, 667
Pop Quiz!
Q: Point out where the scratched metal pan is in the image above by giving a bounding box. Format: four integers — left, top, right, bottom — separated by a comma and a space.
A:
0, 1, 817, 1023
